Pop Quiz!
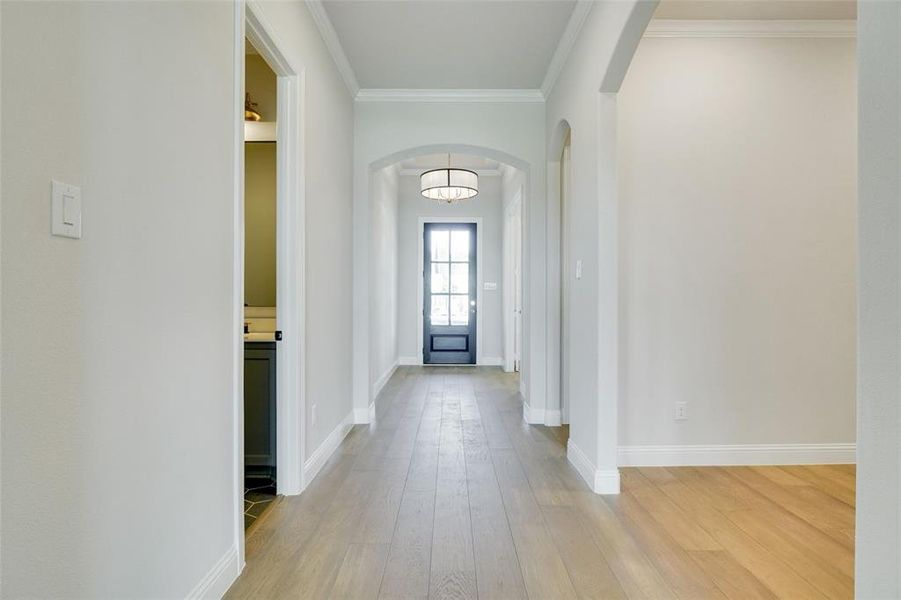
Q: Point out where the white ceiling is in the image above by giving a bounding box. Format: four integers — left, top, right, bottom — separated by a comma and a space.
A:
321, 0, 577, 89
654, 0, 856, 20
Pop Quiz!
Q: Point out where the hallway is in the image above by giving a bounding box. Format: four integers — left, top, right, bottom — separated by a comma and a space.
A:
226, 367, 855, 599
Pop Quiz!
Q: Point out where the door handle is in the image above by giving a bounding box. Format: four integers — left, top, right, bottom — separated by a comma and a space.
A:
275, 330, 283, 341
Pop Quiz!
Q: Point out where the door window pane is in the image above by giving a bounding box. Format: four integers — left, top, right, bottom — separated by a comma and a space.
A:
431, 263, 449, 293
431, 230, 449, 262
450, 295, 469, 326
450, 230, 470, 262
431, 295, 449, 326
450, 263, 469, 293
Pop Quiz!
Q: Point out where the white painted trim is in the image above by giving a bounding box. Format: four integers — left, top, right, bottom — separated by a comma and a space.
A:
644, 19, 857, 38
594, 470, 622, 495
398, 356, 422, 366
185, 544, 240, 600
304, 411, 354, 483
522, 400, 539, 424
370, 360, 398, 402
355, 89, 544, 103
544, 409, 562, 427
353, 403, 375, 424
541, 1, 593, 98
567, 440, 621, 495
231, 0, 247, 577
503, 189, 523, 374
480, 356, 504, 367
246, 0, 307, 498
522, 402, 561, 427
618, 443, 857, 467
417, 217, 484, 366
305, 1, 359, 95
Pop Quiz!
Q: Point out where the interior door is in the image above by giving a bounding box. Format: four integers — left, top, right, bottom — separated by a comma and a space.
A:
424, 223, 477, 364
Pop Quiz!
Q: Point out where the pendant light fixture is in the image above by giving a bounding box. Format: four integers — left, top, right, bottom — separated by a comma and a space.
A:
420, 154, 478, 203
244, 93, 262, 122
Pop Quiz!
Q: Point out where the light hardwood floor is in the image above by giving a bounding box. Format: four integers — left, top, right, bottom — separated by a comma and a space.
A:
226, 367, 855, 599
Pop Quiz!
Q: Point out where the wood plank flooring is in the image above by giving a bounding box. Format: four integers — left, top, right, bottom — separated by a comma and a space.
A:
225, 367, 855, 599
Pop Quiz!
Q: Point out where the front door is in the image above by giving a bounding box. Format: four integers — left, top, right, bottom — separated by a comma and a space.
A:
423, 222, 477, 364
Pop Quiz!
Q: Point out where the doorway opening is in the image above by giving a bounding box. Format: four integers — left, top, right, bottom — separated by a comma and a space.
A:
365, 150, 525, 394
242, 36, 278, 530
233, 4, 306, 559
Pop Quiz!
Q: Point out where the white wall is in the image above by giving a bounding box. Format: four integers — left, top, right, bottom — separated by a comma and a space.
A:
617, 35, 857, 449
0, 0, 354, 595
397, 174, 504, 363
545, 0, 656, 492
353, 100, 546, 418
856, 2, 901, 596
244, 142, 276, 307
1, 2, 236, 596
370, 165, 399, 396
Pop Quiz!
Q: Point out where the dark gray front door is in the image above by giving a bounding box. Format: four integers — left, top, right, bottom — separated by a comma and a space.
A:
424, 222, 477, 364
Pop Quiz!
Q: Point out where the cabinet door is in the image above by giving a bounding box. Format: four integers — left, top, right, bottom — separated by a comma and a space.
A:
244, 344, 276, 469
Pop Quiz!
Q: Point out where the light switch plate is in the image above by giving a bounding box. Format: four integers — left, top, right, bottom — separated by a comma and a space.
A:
51, 180, 82, 239
575, 260, 583, 280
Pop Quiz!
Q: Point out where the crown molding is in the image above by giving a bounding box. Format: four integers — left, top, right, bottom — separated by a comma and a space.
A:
540, 1, 593, 99
644, 19, 856, 38
354, 89, 545, 103
305, 0, 360, 95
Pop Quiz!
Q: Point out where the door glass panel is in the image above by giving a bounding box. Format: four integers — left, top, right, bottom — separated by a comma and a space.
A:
431, 230, 450, 262
450, 263, 469, 293
431, 295, 449, 326
450, 295, 469, 326
450, 230, 470, 262
431, 263, 449, 293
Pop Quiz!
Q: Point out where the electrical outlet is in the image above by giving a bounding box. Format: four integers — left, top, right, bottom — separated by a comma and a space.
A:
312, 404, 318, 426
674, 401, 688, 421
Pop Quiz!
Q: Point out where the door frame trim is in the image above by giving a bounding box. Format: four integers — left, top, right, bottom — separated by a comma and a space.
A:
233, 0, 308, 571
417, 217, 484, 366
503, 188, 522, 373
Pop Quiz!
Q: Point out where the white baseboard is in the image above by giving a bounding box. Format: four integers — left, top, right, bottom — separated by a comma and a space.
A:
567, 440, 621, 495
353, 402, 375, 425
522, 400, 542, 424
522, 402, 562, 427
303, 411, 354, 484
185, 544, 240, 600
617, 443, 857, 467
479, 356, 504, 366
544, 409, 562, 427
398, 356, 421, 366
370, 360, 398, 401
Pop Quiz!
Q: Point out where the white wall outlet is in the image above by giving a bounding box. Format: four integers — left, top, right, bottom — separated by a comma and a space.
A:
311, 404, 317, 426
674, 401, 688, 421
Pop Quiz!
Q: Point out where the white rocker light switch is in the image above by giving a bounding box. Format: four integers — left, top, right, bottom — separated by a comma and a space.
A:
51, 180, 82, 239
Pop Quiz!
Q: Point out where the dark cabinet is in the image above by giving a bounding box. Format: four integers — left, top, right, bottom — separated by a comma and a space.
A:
244, 342, 276, 477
